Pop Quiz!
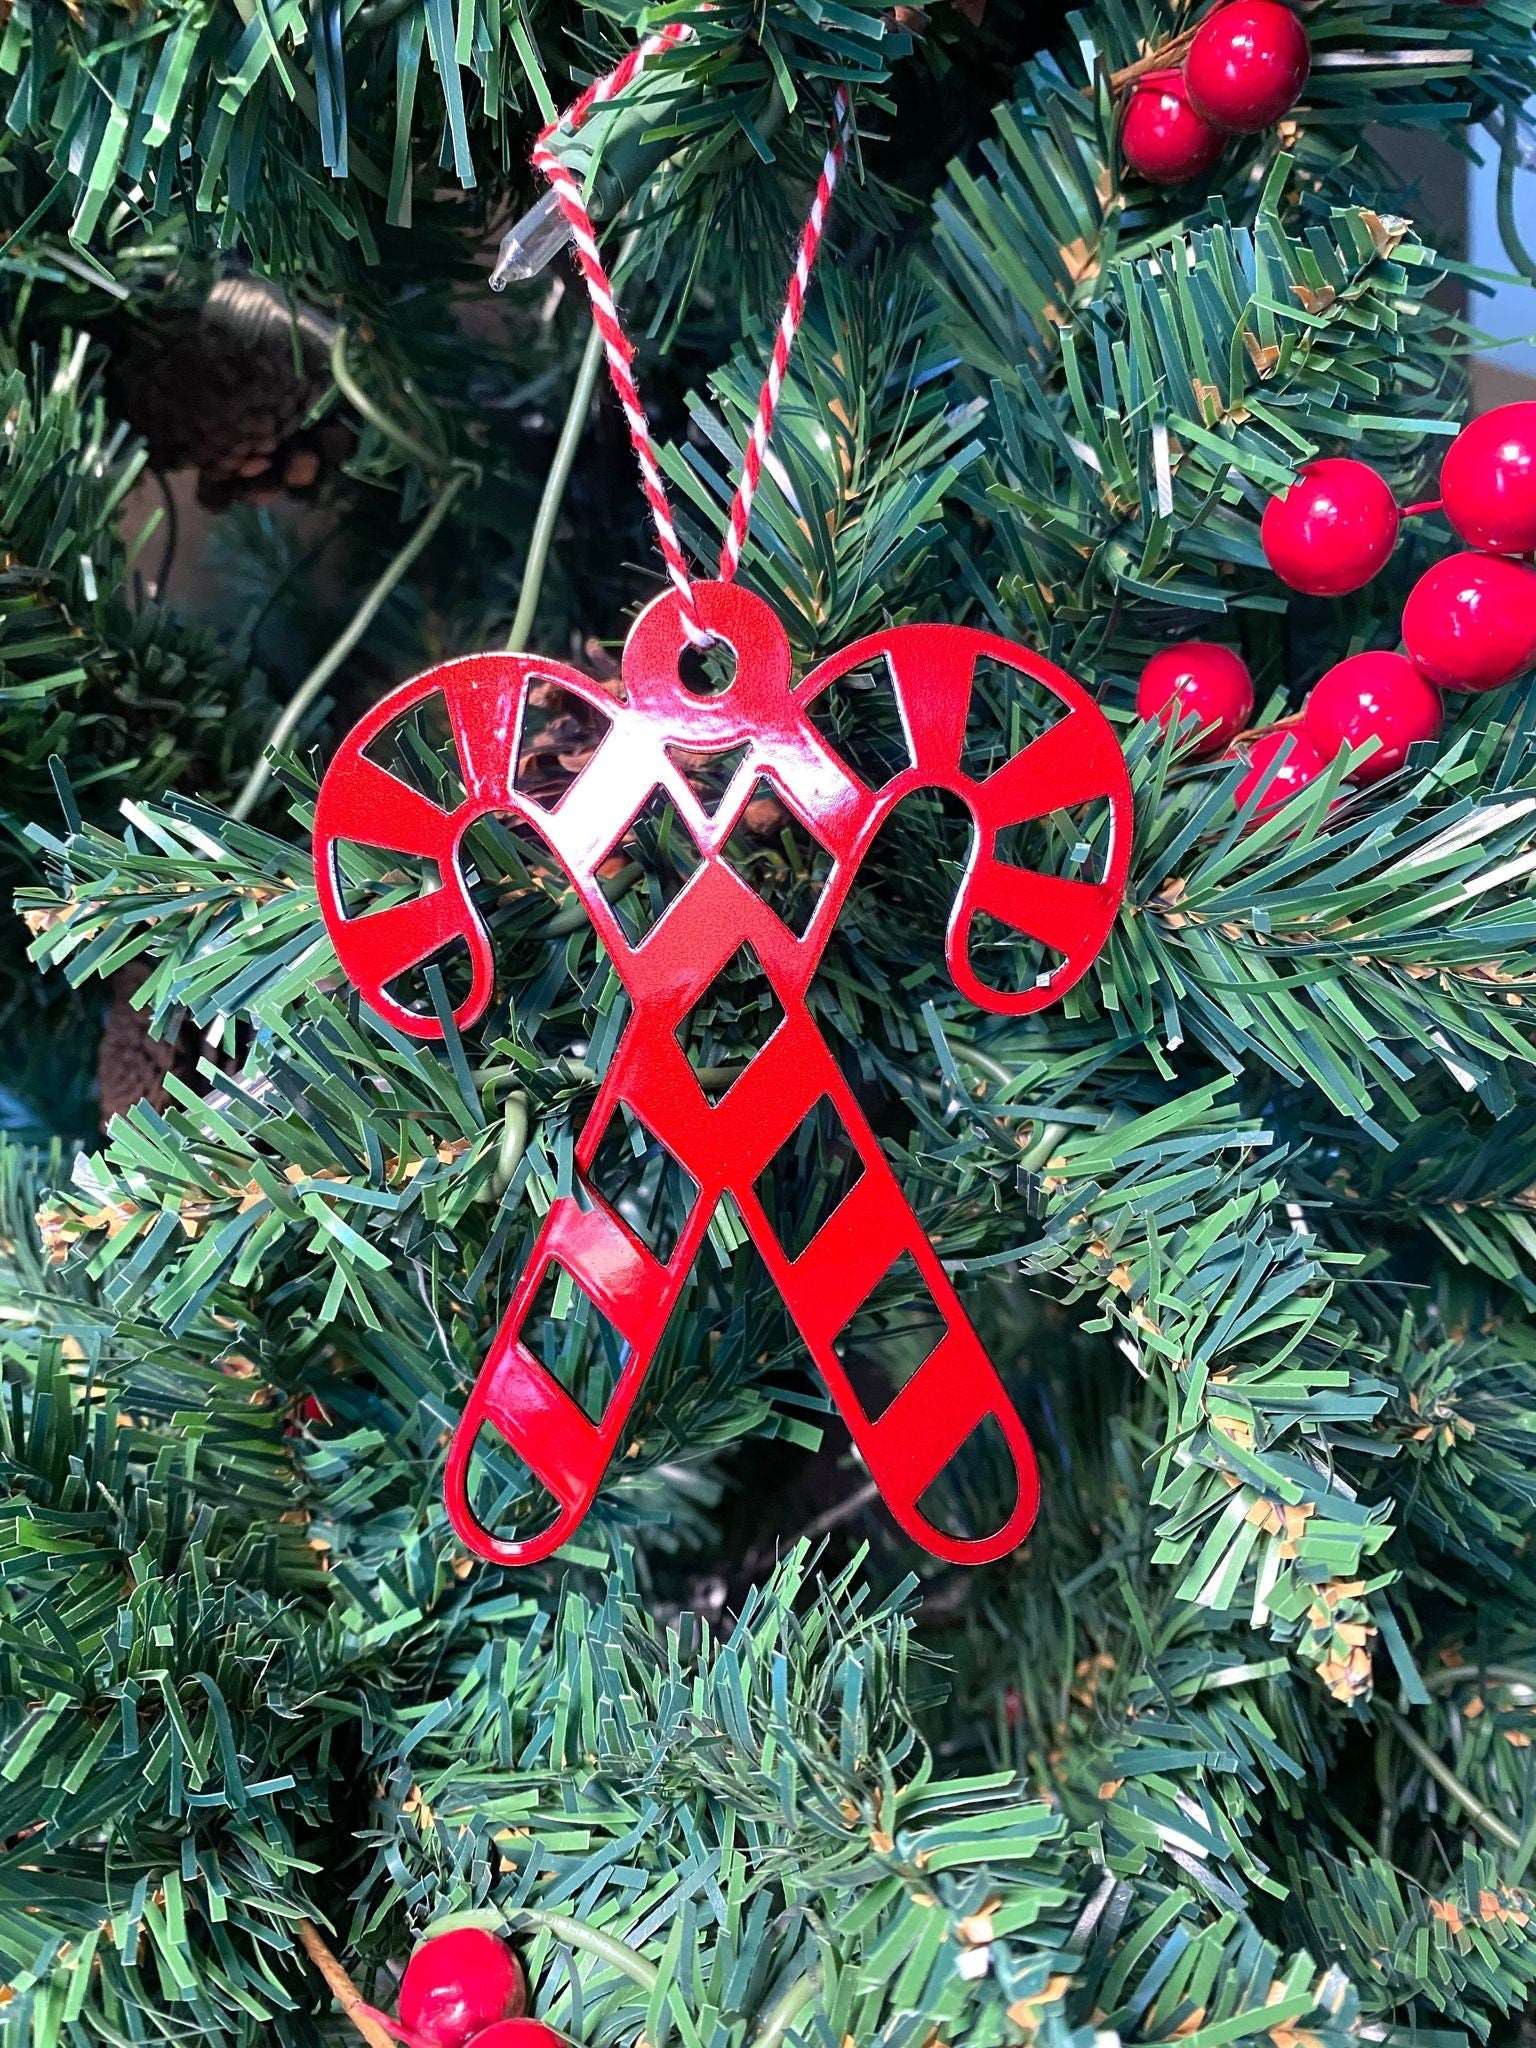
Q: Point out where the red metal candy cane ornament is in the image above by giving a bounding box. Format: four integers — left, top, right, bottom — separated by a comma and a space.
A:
310, 30, 1133, 1568
315, 586, 1130, 1567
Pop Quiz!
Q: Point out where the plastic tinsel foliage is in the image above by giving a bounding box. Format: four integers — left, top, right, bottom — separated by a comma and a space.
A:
7, 0, 1536, 2044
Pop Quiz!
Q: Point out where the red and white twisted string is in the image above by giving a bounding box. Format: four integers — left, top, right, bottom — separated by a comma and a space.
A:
531, 26, 851, 646
718, 82, 849, 582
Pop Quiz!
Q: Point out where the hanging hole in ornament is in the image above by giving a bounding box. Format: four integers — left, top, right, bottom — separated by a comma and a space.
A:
677, 636, 738, 697
519, 1261, 631, 1423
460, 1420, 568, 1554
913, 1410, 1019, 1546
831, 1249, 947, 1424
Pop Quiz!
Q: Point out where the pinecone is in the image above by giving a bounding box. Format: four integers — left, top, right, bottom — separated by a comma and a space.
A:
107, 275, 350, 509
96, 963, 200, 1127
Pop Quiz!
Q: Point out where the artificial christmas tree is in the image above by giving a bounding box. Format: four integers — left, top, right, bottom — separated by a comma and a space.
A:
7, 1, 1536, 2045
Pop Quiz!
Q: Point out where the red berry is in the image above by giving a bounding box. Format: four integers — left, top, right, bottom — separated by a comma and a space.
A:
1260, 459, 1401, 596
1401, 552, 1536, 693
1121, 72, 1225, 185
1301, 651, 1442, 785
1439, 402, 1536, 556
1136, 642, 1254, 756
1186, 0, 1310, 132
1232, 723, 1328, 820
398, 1929, 526, 2048
463, 2028, 567, 2048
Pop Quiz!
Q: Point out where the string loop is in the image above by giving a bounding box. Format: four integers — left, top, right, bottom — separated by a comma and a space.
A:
531, 27, 851, 646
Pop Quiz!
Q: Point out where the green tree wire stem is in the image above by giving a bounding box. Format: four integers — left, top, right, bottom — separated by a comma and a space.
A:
1385, 1708, 1523, 1856
231, 469, 470, 821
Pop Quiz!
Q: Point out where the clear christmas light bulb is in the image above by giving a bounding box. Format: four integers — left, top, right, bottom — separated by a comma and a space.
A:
490, 191, 573, 291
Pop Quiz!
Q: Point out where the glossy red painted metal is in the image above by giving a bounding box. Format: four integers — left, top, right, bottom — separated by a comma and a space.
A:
313, 582, 1132, 1567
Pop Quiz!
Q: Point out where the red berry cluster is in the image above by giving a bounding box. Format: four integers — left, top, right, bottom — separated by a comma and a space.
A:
1136, 403, 1536, 818
369, 1929, 563, 2048
1121, 0, 1309, 187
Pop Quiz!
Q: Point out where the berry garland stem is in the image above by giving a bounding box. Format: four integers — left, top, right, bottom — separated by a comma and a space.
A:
1106, 23, 1201, 91
297, 1917, 403, 2048
506, 1908, 661, 1997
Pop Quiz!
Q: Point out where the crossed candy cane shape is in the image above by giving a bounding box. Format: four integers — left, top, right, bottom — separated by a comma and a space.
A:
314, 580, 1131, 1567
